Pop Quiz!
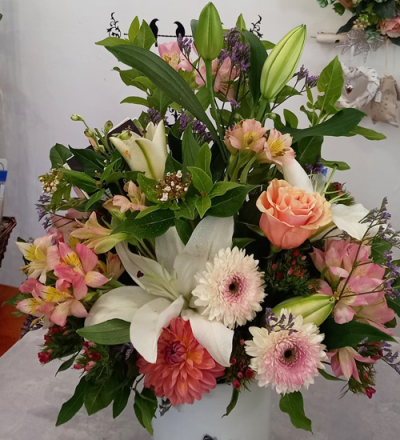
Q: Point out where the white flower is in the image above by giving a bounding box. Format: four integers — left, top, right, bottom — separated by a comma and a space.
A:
245, 310, 327, 394
191, 247, 265, 329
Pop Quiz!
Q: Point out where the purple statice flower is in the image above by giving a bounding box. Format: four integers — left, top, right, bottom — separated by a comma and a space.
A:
20, 315, 42, 339
35, 194, 51, 229
146, 108, 164, 125
112, 342, 135, 360
264, 308, 297, 335
177, 37, 193, 57
230, 100, 241, 109
296, 65, 309, 81
219, 28, 250, 72
192, 119, 213, 143
381, 341, 400, 375
179, 112, 194, 132
305, 157, 327, 176
306, 75, 319, 88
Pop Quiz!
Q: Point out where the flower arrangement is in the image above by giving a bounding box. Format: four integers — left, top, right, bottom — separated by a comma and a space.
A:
318, 0, 400, 45
9, 2, 400, 435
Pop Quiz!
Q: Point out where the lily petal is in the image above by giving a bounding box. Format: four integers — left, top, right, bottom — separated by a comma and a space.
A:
155, 226, 185, 274
130, 296, 185, 363
281, 159, 313, 193
181, 309, 233, 367
85, 286, 156, 327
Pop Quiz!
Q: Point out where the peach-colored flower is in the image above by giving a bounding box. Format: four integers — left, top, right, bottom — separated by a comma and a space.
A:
262, 129, 295, 166
97, 252, 125, 280
159, 41, 193, 71
256, 179, 332, 249
110, 181, 147, 213
380, 17, 400, 38
50, 209, 89, 246
224, 119, 267, 154
328, 347, 375, 381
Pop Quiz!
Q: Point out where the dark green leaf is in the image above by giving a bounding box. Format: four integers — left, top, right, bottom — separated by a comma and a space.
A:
85, 189, 105, 211
371, 237, 392, 264
209, 182, 241, 198
232, 237, 256, 249
195, 196, 212, 218
128, 17, 140, 42
196, 86, 211, 110
261, 40, 275, 50
56, 378, 86, 426
136, 205, 160, 219
182, 127, 201, 175
187, 166, 213, 194
279, 392, 312, 432
175, 218, 193, 244
134, 20, 156, 49
96, 37, 131, 47
148, 88, 172, 115
320, 318, 396, 350
69, 147, 105, 178
295, 136, 323, 167
190, 19, 199, 39
194, 143, 212, 178
105, 44, 219, 143
11, 311, 24, 317
3, 292, 30, 306
77, 319, 130, 345
274, 85, 301, 104
316, 56, 344, 112
121, 96, 148, 106
165, 153, 182, 174
348, 126, 386, 140
113, 209, 175, 239
168, 132, 183, 163
84, 375, 118, 416
318, 368, 344, 381
137, 174, 160, 204
385, 317, 397, 329
223, 387, 240, 417
241, 30, 267, 103
134, 388, 158, 435
105, 171, 140, 184
389, 36, 400, 46
284, 109, 299, 128
320, 158, 350, 171
113, 385, 132, 418
284, 109, 365, 142
387, 297, 400, 317
175, 197, 197, 220
59, 169, 98, 193
207, 185, 256, 218
333, 3, 345, 15
375, 0, 397, 19
50, 144, 72, 168
56, 354, 78, 376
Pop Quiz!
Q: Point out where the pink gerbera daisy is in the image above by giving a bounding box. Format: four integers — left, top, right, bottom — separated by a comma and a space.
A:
137, 317, 225, 406
245, 310, 327, 394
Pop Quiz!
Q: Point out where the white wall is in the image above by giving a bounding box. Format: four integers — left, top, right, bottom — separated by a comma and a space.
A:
0, 0, 399, 287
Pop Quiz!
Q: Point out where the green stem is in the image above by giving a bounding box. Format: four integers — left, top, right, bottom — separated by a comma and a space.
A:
239, 153, 259, 184
322, 167, 337, 195
256, 97, 269, 122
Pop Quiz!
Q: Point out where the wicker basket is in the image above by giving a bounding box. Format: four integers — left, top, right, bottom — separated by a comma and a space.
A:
0, 217, 17, 267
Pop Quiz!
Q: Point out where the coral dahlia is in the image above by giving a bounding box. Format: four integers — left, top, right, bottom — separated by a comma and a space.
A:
137, 317, 225, 406
192, 247, 265, 329
245, 310, 327, 394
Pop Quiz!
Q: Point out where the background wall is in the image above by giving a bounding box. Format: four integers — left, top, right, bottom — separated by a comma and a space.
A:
0, 0, 399, 287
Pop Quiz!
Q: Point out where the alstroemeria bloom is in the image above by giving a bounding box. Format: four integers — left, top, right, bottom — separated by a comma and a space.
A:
328, 347, 375, 381
262, 129, 295, 167
16, 234, 60, 283
50, 209, 89, 246
97, 252, 125, 280
108, 181, 147, 213
224, 119, 267, 154
70, 212, 127, 254
17, 279, 54, 325
110, 121, 168, 181
54, 243, 109, 298
85, 217, 235, 367
158, 41, 193, 71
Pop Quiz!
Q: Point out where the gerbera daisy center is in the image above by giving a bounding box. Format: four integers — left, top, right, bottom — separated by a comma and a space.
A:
283, 347, 297, 364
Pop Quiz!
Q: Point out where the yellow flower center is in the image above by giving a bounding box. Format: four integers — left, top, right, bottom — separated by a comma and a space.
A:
243, 132, 260, 149
268, 138, 287, 158
42, 286, 70, 303
25, 244, 38, 262
62, 251, 82, 269
163, 52, 180, 69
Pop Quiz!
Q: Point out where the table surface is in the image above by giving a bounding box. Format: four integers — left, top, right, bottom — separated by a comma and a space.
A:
0, 330, 399, 440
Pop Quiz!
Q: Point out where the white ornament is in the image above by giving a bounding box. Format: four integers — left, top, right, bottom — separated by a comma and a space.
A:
338, 64, 380, 110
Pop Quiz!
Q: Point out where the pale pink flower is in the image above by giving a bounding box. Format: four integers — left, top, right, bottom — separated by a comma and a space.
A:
245, 311, 327, 394
224, 119, 267, 154
328, 347, 375, 381
192, 247, 265, 328
97, 252, 125, 280
50, 209, 89, 245
380, 17, 400, 38
54, 242, 109, 299
107, 181, 147, 213
137, 317, 225, 406
262, 129, 295, 166
159, 41, 193, 71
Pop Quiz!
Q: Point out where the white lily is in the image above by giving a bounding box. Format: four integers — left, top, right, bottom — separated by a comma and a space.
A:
281, 159, 314, 193
85, 216, 235, 367
110, 121, 168, 181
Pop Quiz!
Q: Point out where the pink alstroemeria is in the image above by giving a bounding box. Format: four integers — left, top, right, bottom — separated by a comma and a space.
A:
54, 242, 109, 299
328, 347, 375, 381
50, 209, 89, 245
107, 181, 147, 213
159, 41, 192, 71
97, 252, 125, 280
262, 129, 295, 167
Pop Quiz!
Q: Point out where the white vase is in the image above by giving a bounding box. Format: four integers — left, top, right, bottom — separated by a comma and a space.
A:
153, 383, 272, 440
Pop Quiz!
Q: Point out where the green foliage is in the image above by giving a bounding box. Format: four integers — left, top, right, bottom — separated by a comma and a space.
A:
59, 168, 98, 193
333, 3, 346, 15
318, 368, 344, 381
194, 143, 212, 178
374, 1, 397, 19
188, 167, 213, 194
370, 237, 392, 265
387, 297, 400, 317
320, 158, 350, 171
182, 127, 201, 175
207, 185, 256, 217
224, 387, 240, 417
77, 319, 131, 345
348, 126, 386, 141
50, 144, 72, 168
69, 147, 105, 177
283, 109, 298, 128
316, 56, 344, 114
56, 378, 86, 426
175, 218, 193, 244
85, 189, 105, 211
279, 392, 312, 432
84, 374, 118, 415
128, 17, 140, 42
134, 388, 158, 435
294, 136, 323, 167
113, 384, 132, 418
134, 20, 156, 49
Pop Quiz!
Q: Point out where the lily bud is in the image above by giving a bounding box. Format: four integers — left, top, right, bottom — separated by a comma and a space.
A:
84, 128, 95, 138
71, 114, 84, 121
104, 120, 113, 132
260, 25, 306, 101
117, 130, 132, 141
194, 2, 224, 61
272, 294, 334, 326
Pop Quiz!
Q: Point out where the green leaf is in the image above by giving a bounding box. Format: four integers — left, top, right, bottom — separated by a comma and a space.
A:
241, 30, 268, 103
96, 37, 131, 47
56, 354, 78, 376
113, 385, 132, 418
134, 20, 156, 49
279, 392, 312, 432
187, 166, 213, 194
50, 144, 72, 168
105, 45, 219, 143
232, 237, 256, 249
182, 127, 201, 175
59, 169, 98, 193
175, 197, 197, 220
128, 17, 140, 42
134, 388, 158, 435
370, 237, 392, 264
84, 375, 118, 416
209, 182, 241, 198
389, 36, 400, 46
295, 136, 323, 167
113, 209, 175, 239
316, 56, 344, 113
236, 14, 246, 31
320, 318, 396, 350
261, 40, 275, 50
121, 96, 148, 106
274, 85, 301, 104
319, 158, 350, 171
137, 174, 160, 204
133, 76, 156, 92
85, 189, 105, 211
105, 171, 140, 184
56, 378, 86, 426
284, 109, 365, 142
318, 368, 344, 381
77, 319, 130, 345
196, 86, 211, 110
195, 195, 212, 218
194, 143, 212, 178
148, 88, 173, 115
284, 109, 298, 128
165, 153, 182, 175
224, 387, 240, 417
387, 297, 400, 317
69, 147, 105, 178
348, 126, 386, 141
375, 0, 397, 19
175, 218, 193, 244
135, 205, 160, 219
333, 3, 345, 15
207, 185, 256, 218
190, 19, 199, 39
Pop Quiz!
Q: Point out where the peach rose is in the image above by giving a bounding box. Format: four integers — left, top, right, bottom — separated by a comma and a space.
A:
380, 17, 400, 38
224, 119, 267, 155
256, 179, 332, 249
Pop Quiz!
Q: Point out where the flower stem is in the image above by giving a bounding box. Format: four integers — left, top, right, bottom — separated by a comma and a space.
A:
256, 97, 268, 122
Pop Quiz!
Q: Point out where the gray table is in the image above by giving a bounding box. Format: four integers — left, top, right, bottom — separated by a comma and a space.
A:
0, 330, 399, 440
